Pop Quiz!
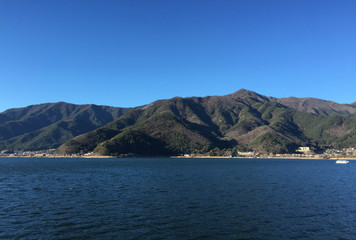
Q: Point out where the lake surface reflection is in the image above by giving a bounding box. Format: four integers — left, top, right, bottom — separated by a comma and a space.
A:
1, 157, 355, 239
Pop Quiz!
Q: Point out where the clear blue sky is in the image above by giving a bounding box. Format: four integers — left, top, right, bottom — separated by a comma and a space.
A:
1, 0, 355, 112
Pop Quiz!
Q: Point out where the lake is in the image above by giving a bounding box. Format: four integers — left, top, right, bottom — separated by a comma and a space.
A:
1, 157, 355, 239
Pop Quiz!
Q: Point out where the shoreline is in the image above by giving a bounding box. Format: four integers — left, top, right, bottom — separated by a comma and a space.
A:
172, 156, 356, 160
1, 154, 356, 160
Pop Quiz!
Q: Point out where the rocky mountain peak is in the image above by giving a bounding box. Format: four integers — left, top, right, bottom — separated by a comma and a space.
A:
227, 89, 270, 103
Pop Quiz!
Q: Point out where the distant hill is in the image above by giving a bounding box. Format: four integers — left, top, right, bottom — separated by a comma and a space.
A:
274, 97, 356, 116
0, 102, 130, 150
57, 89, 356, 156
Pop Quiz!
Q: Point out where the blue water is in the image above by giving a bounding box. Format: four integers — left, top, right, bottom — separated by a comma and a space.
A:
1, 157, 356, 239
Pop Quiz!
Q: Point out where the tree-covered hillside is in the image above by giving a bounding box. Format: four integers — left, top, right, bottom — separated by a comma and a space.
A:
0, 102, 130, 150
57, 89, 356, 156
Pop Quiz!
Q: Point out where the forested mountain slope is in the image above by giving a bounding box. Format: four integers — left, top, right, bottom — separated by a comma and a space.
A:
58, 90, 356, 156
0, 102, 130, 150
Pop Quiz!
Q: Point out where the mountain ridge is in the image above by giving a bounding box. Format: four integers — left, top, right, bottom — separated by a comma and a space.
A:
1, 90, 356, 154
57, 90, 356, 156
0, 102, 131, 150
275, 97, 356, 116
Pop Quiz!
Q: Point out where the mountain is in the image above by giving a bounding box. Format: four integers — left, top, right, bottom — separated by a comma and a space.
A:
0, 102, 130, 150
58, 89, 356, 156
2, 90, 355, 155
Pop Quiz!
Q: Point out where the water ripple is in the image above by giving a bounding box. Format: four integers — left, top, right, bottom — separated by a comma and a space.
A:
1, 157, 356, 239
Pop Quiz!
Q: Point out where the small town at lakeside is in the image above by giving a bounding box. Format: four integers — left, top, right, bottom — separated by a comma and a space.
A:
1, 147, 356, 160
